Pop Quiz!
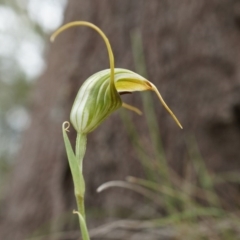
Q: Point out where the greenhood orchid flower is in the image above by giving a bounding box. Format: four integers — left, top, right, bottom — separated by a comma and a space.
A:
51, 21, 182, 134
51, 21, 182, 240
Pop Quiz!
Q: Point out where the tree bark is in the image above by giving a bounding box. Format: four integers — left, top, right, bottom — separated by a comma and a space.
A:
1, 0, 240, 239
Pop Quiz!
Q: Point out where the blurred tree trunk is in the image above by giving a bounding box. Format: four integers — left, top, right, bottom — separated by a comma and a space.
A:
1, 0, 240, 239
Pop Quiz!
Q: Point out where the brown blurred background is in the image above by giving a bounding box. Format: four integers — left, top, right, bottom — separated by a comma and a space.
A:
1, 0, 240, 239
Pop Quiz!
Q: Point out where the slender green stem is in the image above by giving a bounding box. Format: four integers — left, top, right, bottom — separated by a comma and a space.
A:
76, 133, 87, 173
62, 122, 90, 239
73, 210, 90, 240
76, 194, 86, 219
75, 133, 89, 238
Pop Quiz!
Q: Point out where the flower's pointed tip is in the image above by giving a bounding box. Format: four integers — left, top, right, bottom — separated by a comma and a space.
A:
170, 114, 183, 129
170, 112, 183, 129
150, 84, 183, 129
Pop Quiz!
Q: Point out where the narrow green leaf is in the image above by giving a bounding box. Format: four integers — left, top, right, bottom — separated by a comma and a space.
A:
73, 210, 90, 240
62, 122, 85, 197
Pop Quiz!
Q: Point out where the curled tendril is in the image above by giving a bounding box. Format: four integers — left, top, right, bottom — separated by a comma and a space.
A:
63, 121, 70, 132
